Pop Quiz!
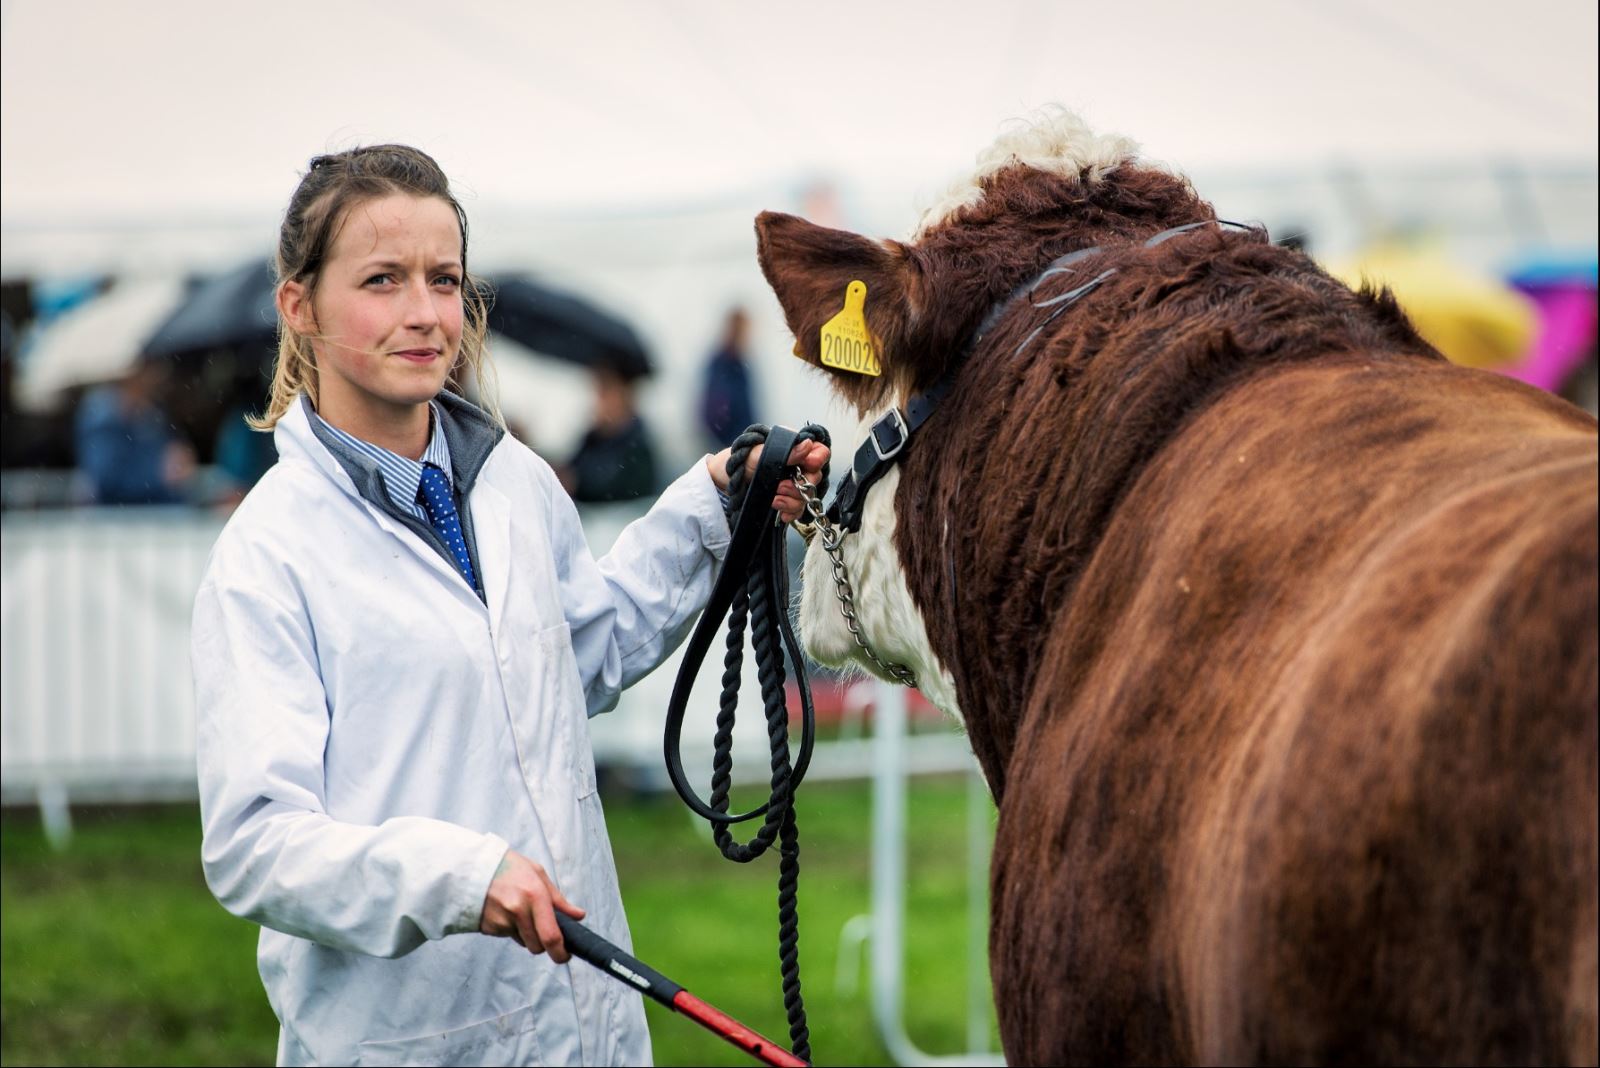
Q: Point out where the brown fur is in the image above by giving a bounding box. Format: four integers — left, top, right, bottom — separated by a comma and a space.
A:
757, 161, 1599, 1064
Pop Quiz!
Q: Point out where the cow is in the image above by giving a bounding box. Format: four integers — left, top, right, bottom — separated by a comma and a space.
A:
754, 109, 1599, 1065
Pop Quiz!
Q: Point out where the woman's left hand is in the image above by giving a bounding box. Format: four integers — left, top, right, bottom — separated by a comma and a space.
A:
707, 438, 831, 524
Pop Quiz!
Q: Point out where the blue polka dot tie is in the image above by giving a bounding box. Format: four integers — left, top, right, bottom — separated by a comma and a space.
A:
417, 463, 478, 591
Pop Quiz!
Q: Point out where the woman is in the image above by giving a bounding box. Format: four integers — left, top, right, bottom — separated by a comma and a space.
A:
193, 144, 825, 1066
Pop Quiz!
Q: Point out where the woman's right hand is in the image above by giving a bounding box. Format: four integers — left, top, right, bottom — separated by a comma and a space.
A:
479, 850, 585, 963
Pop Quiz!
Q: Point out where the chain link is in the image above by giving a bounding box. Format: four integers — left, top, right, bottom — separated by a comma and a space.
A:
792, 473, 919, 688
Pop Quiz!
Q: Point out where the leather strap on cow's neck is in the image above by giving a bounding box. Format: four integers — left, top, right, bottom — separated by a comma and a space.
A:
824, 374, 955, 532
824, 218, 1262, 532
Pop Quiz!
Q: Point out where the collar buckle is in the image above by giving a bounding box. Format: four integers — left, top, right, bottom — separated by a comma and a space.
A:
869, 408, 909, 462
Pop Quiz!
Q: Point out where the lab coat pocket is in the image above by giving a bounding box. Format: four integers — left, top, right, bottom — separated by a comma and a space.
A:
538, 622, 598, 800
354, 1002, 542, 1066
509, 621, 596, 803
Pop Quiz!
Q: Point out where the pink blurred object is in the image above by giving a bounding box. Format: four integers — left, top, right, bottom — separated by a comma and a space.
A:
1499, 282, 1598, 392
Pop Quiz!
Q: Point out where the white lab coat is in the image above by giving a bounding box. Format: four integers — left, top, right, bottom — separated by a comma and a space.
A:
193, 397, 730, 1066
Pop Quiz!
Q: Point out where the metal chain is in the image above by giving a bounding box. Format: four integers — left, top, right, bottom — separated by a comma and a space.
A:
792, 472, 919, 689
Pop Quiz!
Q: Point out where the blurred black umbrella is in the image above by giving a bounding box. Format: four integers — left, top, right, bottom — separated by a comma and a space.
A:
486, 275, 652, 379
141, 258, 278, 360
140, 260, 652, 379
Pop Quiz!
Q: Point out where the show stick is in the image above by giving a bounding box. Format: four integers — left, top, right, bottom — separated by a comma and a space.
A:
554, 913, 809, 1067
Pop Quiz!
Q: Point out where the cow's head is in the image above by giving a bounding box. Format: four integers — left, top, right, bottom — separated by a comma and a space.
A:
753, 204, 963, 713
756, 109, 1208, 716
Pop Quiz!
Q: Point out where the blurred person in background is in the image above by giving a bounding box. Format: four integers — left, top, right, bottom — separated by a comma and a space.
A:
0, 311, 28, 470
73, 360, 196, 505
2, 312, 79, 497
192, 144, 825, 1067
211, 367, 278, 507
697, 306, 757, 447
560, 365, 658, 503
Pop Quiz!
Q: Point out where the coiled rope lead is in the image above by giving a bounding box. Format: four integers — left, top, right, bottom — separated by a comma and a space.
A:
664, 422, 832, 1065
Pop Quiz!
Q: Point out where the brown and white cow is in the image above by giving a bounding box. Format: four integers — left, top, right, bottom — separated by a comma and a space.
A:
755, 110, 1598, 1065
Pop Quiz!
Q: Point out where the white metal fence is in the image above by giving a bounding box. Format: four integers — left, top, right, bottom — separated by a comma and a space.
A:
1, 508, 224, 804
1, 506, 981, 807
1, 506, 1000, 1064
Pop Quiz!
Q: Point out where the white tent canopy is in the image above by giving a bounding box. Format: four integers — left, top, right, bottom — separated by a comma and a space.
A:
4, 0, 1595, 235
4, 0, 1595, 472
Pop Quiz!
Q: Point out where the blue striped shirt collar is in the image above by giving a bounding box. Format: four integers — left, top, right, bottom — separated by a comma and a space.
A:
310, 402, 453, 515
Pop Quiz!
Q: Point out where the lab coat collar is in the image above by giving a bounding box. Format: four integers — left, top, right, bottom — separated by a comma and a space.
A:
276, 392, 505, 501
429, 393, 512, 628
432, 390, 506, 493
274, 397, 493, 611
468, 479, 513, 631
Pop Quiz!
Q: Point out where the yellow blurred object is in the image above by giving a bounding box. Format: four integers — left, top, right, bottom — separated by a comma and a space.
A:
1325, 242, 1538, 370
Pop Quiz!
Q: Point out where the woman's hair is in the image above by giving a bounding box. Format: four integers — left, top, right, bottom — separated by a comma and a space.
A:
250, 144, 497, 430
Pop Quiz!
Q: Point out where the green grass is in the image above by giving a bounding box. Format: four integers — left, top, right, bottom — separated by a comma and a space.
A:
0, 806, 277, 1066
1, 776, 999, 1066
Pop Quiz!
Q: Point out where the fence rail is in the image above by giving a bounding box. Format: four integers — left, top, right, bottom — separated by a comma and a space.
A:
2, 509, 223, 804
1, 507, 979, 809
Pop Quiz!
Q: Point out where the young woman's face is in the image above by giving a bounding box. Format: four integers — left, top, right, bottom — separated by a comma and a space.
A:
289, 193, 465, 431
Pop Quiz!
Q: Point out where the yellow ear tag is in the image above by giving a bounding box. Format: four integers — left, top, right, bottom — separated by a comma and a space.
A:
818, 280, 882, 377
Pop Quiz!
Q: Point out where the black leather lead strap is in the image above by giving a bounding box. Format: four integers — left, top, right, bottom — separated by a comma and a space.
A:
662, 422, 829, 1064
663, 423, 814, 823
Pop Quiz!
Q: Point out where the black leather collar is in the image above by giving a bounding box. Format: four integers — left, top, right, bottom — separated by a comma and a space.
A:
824, 218, 1260, 532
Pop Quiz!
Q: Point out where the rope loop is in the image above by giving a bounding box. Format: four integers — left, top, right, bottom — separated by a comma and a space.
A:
664, 421, 829, 1063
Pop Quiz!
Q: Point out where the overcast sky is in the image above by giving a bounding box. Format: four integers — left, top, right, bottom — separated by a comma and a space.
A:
3, 0, 1596, 225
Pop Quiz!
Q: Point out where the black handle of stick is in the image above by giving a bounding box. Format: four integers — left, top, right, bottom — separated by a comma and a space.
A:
554, 914, 809, 1067
555, 912, 682, 1006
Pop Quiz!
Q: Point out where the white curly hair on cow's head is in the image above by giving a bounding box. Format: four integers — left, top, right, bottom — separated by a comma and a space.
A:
913, 106, 1140, 239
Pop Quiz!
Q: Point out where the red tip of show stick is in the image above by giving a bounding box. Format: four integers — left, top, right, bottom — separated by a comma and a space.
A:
670, 989, 809, 1067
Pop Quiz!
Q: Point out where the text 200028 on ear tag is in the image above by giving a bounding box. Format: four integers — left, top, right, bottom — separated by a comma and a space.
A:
819, 280, 881, 377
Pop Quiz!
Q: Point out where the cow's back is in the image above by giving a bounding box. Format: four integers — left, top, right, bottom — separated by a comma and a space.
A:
989, 356, 1598, 1065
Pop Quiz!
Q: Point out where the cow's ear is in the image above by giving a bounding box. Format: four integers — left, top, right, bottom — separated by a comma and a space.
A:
755, 211, 924, 412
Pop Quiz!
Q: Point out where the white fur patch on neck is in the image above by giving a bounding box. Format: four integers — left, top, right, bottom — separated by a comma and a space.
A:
799, 410, 960, 717
913, 105, 1140, 239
